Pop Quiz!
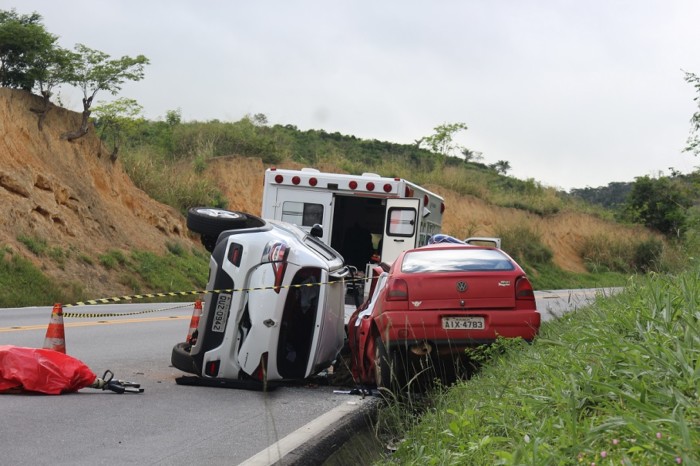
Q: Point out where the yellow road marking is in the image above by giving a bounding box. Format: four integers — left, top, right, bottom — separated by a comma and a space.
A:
0, 315, 190, 333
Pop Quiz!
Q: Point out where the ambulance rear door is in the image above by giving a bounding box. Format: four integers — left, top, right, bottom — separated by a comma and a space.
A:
381, 198, 421, 264
274, 188, 333, 243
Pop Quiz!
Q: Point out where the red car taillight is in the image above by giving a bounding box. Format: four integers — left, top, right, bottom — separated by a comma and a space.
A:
515, 276, 535, 301
386, 278, 408, 301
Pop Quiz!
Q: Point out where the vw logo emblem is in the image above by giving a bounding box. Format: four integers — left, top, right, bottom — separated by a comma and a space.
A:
456, 281, 468, 292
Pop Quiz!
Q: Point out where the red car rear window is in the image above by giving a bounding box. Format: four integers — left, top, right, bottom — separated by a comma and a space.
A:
401, 248, 515, 273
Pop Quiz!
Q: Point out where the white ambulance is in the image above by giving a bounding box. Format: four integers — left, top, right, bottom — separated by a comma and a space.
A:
261, 167, 445, 271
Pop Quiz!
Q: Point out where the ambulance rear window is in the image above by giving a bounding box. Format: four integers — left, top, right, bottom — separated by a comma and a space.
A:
282, 202, 323, 227
386, 207, 417, 237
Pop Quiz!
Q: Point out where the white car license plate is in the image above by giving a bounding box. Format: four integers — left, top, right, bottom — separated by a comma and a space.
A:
442, 316, 485, 330
211, 293, 231, 333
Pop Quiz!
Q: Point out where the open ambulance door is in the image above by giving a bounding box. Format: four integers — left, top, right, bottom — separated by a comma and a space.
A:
381, 198, 421, 265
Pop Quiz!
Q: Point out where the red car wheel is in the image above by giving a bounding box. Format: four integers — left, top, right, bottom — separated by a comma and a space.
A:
374, 337, 398, 392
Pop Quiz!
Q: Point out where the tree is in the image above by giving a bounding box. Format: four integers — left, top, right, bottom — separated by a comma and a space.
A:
570, 181, 633, 209
29, 45, 79, 130
461, 148, 483, 163
685, 71, 700, 156
165, 108, 181, 126
490, 160, 511, 174
623, 175, 693, 238
252, 113, 268, 126
92, 98, 144, 161
63, 44, 149, 141
0, 9, 56, 90
419, 122, 469, 158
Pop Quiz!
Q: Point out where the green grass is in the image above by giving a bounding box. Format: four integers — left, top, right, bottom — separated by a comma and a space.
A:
98, 249, 129, 269
376, 268, 700, 465
17, 234, 48, 256
0, 246, 84, 307
527, 263, 630, 290
127, 249, 209, 294
0, 243, 210, 307
94, 245, 210, 300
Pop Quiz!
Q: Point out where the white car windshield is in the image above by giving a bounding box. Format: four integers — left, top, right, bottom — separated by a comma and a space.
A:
401, 248, 515, 273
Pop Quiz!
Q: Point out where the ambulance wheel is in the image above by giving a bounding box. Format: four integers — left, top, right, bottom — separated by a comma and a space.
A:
187, 207, 249, 236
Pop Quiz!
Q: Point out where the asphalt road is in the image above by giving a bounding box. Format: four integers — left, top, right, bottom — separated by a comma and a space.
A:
0, 302, 361, 466
0, 289, 618, 465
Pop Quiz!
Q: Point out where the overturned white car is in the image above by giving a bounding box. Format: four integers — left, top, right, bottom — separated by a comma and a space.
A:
172, 207, 350, 388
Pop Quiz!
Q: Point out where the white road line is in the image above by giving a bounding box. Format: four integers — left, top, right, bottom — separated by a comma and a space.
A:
239, 398, 370, 466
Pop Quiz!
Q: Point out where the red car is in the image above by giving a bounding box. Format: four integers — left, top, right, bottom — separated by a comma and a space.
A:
348, 241, 540, 390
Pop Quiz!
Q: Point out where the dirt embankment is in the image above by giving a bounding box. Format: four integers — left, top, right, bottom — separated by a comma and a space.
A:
0, 88, 191, 297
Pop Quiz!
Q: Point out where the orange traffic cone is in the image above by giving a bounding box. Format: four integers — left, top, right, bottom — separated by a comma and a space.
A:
43, 303, 66, 353
186, 299, 203, 344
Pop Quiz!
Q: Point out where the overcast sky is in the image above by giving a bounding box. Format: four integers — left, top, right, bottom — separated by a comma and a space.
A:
5, 1, 700, 190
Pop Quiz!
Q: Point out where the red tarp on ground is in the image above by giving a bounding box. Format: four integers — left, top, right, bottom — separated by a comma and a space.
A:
0, 345, 96, 395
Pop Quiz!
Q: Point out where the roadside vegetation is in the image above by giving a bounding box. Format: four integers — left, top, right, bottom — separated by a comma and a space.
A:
0, 245, 81, 307
371, 266, 700, 465
0, 241, 208, 307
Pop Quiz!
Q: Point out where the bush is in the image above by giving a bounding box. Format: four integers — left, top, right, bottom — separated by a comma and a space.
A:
496, 225, 553, 266
580, 235, 667, 274
633, 237, 664, 272
580, 235, 634, 273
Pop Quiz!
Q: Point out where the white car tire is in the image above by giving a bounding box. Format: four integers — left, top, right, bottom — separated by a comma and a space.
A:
187, 207, 249, 236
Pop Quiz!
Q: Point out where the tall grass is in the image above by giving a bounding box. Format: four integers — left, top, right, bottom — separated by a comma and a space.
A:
579, 234, 672, 274
496, 225, 553, 266
379, 268, 700, 465
120, 146, 227, 214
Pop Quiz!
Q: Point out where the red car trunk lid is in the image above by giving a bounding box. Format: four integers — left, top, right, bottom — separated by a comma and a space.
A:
405, 272, 517, 310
